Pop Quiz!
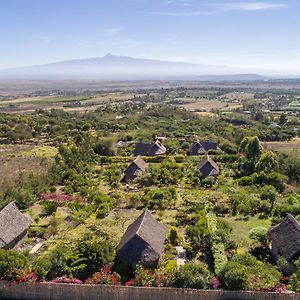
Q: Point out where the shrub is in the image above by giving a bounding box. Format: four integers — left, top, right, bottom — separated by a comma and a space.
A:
172, 263, 213, 289
42, 201, 60, 216
133, 265, 173, 287
50, 276, 83, 284
168, 226, 180, 246
220, 254, 281, 290
85, 266, 121, 285
0, 249, 28, 279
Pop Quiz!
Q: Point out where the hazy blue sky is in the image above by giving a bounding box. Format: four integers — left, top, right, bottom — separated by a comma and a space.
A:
0, 0, 299, 74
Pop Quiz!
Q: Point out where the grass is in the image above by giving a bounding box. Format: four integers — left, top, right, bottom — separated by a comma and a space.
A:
0, 144, 56, 192
262, 138, 300, 157
220, 215, 272, 251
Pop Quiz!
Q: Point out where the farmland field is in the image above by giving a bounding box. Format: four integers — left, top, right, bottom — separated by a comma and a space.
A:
262, 138, 300, 157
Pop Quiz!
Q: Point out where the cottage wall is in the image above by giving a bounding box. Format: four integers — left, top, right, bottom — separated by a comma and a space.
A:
3, 230, 28, 250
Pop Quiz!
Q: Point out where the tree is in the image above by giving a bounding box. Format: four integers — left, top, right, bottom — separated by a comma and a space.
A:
256, 151, 279, 173
77, 234, 115, 279
279, 113, 287, 125
168, 226, 180, 246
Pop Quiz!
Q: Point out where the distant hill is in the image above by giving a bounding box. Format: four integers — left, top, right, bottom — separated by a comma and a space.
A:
0, 54, 266, 81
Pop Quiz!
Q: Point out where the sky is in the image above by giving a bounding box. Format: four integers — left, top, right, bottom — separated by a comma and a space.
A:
0, 0, 299, 75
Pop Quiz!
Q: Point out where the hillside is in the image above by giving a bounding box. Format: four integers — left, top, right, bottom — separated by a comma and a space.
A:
0, 54, 265, 81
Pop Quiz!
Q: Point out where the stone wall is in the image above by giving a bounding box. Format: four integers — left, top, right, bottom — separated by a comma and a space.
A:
0, 281, 298, 300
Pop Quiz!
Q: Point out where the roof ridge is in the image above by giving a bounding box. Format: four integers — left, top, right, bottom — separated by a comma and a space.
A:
136, 210, 148, 237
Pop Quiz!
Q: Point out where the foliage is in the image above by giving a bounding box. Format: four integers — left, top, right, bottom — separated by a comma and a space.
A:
168, 226, 180, 246
85, 266, 121, 285
172, 263, 213, 289
132, 265, 174, 287
142, 187, 177, 210
220, 254, 281, 291
288, 258, 300, 293
0, 249, 28, 279
76, 233, 115, 279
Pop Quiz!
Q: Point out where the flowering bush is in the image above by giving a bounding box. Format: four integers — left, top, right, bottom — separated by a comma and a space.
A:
40, 192, 87, 203
262, 284, 287, 293
134, 265, 173, 287
125, 280, 135, 286
85, 266, 121, 285
50, 276, 83, 284
4, 269, 39, 283
211, 277, 221, 289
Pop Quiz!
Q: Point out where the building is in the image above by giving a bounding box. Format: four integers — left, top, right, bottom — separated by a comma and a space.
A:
188, 141, 219, 156
133, 140, 166, 156
122, 156, 148, 182
116, 211, 168, 268
0, 202, 32, 250
268, 214, 300, 274
198, 154, 220, 178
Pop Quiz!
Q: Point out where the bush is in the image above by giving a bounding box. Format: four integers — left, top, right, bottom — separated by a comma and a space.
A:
42, 201, 60, 216
133, 265, 173, 287
168, 226, 180, 246
172, 263, 213, 289
220, 254, 281, 290
0, 250, 28, 279
85, 266, 121, 285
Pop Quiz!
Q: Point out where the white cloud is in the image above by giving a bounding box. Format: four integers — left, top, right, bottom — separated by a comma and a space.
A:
147, 10, 212, 16
147, 2, 287, 17
220, 2, 287, 11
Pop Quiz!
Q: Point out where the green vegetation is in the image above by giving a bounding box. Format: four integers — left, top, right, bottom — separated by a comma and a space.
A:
1, 85, 300, 291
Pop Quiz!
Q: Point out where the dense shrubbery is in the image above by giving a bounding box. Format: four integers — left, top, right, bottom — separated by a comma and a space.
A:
220, 254, 281, 291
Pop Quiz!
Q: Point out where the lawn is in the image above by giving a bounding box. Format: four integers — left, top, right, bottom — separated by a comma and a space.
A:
219, 215, 272, 251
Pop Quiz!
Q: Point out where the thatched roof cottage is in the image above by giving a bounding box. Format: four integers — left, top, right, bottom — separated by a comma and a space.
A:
188, 141, 219, 156
134, 140, 166, 157
268, 214, 300, 270
0, 202, 32, 250
122, 156, 148, 182
116, 211, 168, 268
198, 154, 220, 178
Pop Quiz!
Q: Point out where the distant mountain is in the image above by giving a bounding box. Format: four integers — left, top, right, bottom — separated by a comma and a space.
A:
0, 54, 266, 81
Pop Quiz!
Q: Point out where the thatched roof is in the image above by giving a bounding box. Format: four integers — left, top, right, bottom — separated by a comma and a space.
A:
189, 141, 219, 156
117, 211, 168, 265
131, 155, 148, 171
122, 156, 148, 182
268, 214, 300, 262
147, 140, 166, 156
134, 140, 166, 156
0, 202, 32, 248
197, 154, 220, 177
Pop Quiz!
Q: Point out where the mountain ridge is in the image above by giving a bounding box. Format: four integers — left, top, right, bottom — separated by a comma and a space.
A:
0, 54, 266, 81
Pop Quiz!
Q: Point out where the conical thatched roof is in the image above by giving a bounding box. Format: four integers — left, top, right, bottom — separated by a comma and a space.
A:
268, 214, 300, 262
197, 154, 220, 177
0, 202, 32, 248
116, 211, 168, 267
132, 155, 148, 172
133, 140, 166, 156
189, 141, 219, 156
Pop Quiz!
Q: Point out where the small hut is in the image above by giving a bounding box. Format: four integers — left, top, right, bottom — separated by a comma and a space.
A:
0, 202, 32, 249
198, 154, 220, 178
116, 211, 168, 268
134, 140, 166, 156
188, 141, 219, 156
122, 156, 148, 182
268, 214, 300, 273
